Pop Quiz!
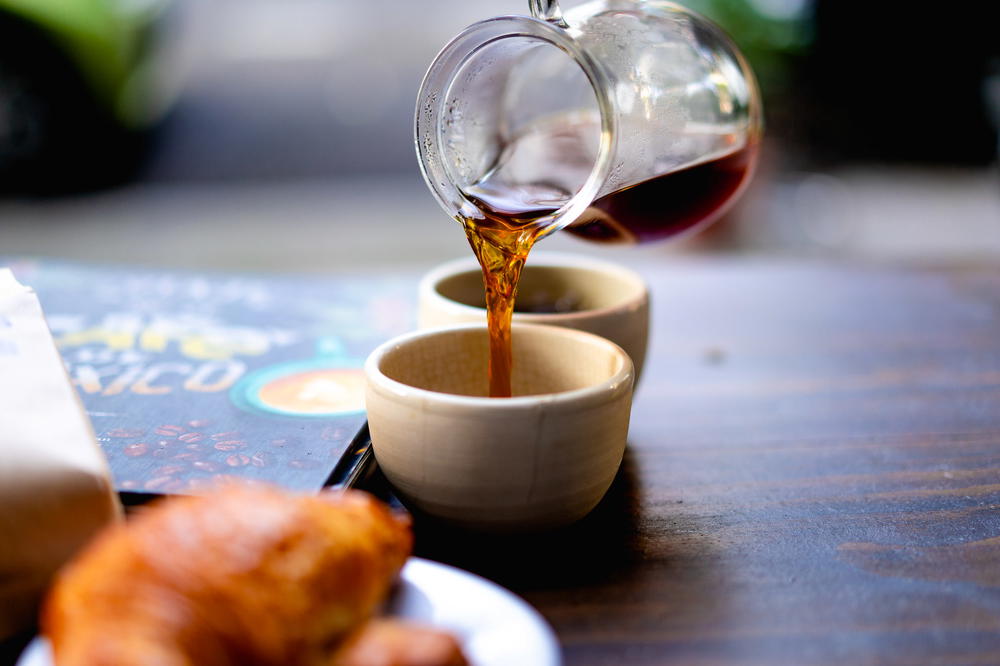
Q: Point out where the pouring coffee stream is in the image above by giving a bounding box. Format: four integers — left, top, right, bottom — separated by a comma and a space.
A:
418, 0, 762, 397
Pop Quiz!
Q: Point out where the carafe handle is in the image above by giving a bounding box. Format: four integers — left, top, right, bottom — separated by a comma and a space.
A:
529, 0, 568, 27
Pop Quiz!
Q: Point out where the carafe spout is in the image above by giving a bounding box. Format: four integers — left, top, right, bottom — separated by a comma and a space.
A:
529, 0, 568, 28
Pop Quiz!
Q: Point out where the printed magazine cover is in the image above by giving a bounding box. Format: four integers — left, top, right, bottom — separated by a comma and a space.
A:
7, 260, 416, 495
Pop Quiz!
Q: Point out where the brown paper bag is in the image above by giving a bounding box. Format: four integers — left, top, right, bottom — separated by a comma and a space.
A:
0, 269, 121, 639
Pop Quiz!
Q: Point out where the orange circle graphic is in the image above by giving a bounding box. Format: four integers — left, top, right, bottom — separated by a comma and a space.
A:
256, 369, 366, 415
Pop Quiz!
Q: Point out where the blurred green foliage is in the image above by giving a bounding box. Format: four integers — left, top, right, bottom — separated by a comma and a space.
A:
0, 0, 168, 125
682, 0, 813, 99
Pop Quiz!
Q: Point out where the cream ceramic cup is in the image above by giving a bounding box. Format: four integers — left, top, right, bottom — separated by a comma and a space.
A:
418, 252, 649, 381
364, 323, 634, 531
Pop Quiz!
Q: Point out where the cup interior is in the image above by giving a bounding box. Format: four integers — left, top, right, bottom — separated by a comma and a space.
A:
433, 262, 644, 315
374, 324, 628, 398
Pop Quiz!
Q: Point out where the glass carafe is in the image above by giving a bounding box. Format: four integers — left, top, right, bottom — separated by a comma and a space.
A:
416, 0, 762, 244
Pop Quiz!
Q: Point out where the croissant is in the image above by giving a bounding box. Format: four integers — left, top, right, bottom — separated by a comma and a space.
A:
331, 620, 468, 666
42, 485, 413, 666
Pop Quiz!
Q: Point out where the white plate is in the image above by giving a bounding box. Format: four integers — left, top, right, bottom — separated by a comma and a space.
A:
17, 557, 562, 666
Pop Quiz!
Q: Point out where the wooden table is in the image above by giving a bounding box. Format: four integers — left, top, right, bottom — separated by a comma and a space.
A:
414, 259, 1000, 665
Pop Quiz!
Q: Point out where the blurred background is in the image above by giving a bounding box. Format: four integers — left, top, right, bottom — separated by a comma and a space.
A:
1, 0, 998, 271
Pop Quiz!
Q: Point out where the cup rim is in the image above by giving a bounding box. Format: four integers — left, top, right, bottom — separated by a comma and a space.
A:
365, 322, 634, 411
419, 252, 649, 324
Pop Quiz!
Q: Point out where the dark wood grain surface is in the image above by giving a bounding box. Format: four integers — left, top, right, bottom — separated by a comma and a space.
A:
415, 259, 1000, 666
